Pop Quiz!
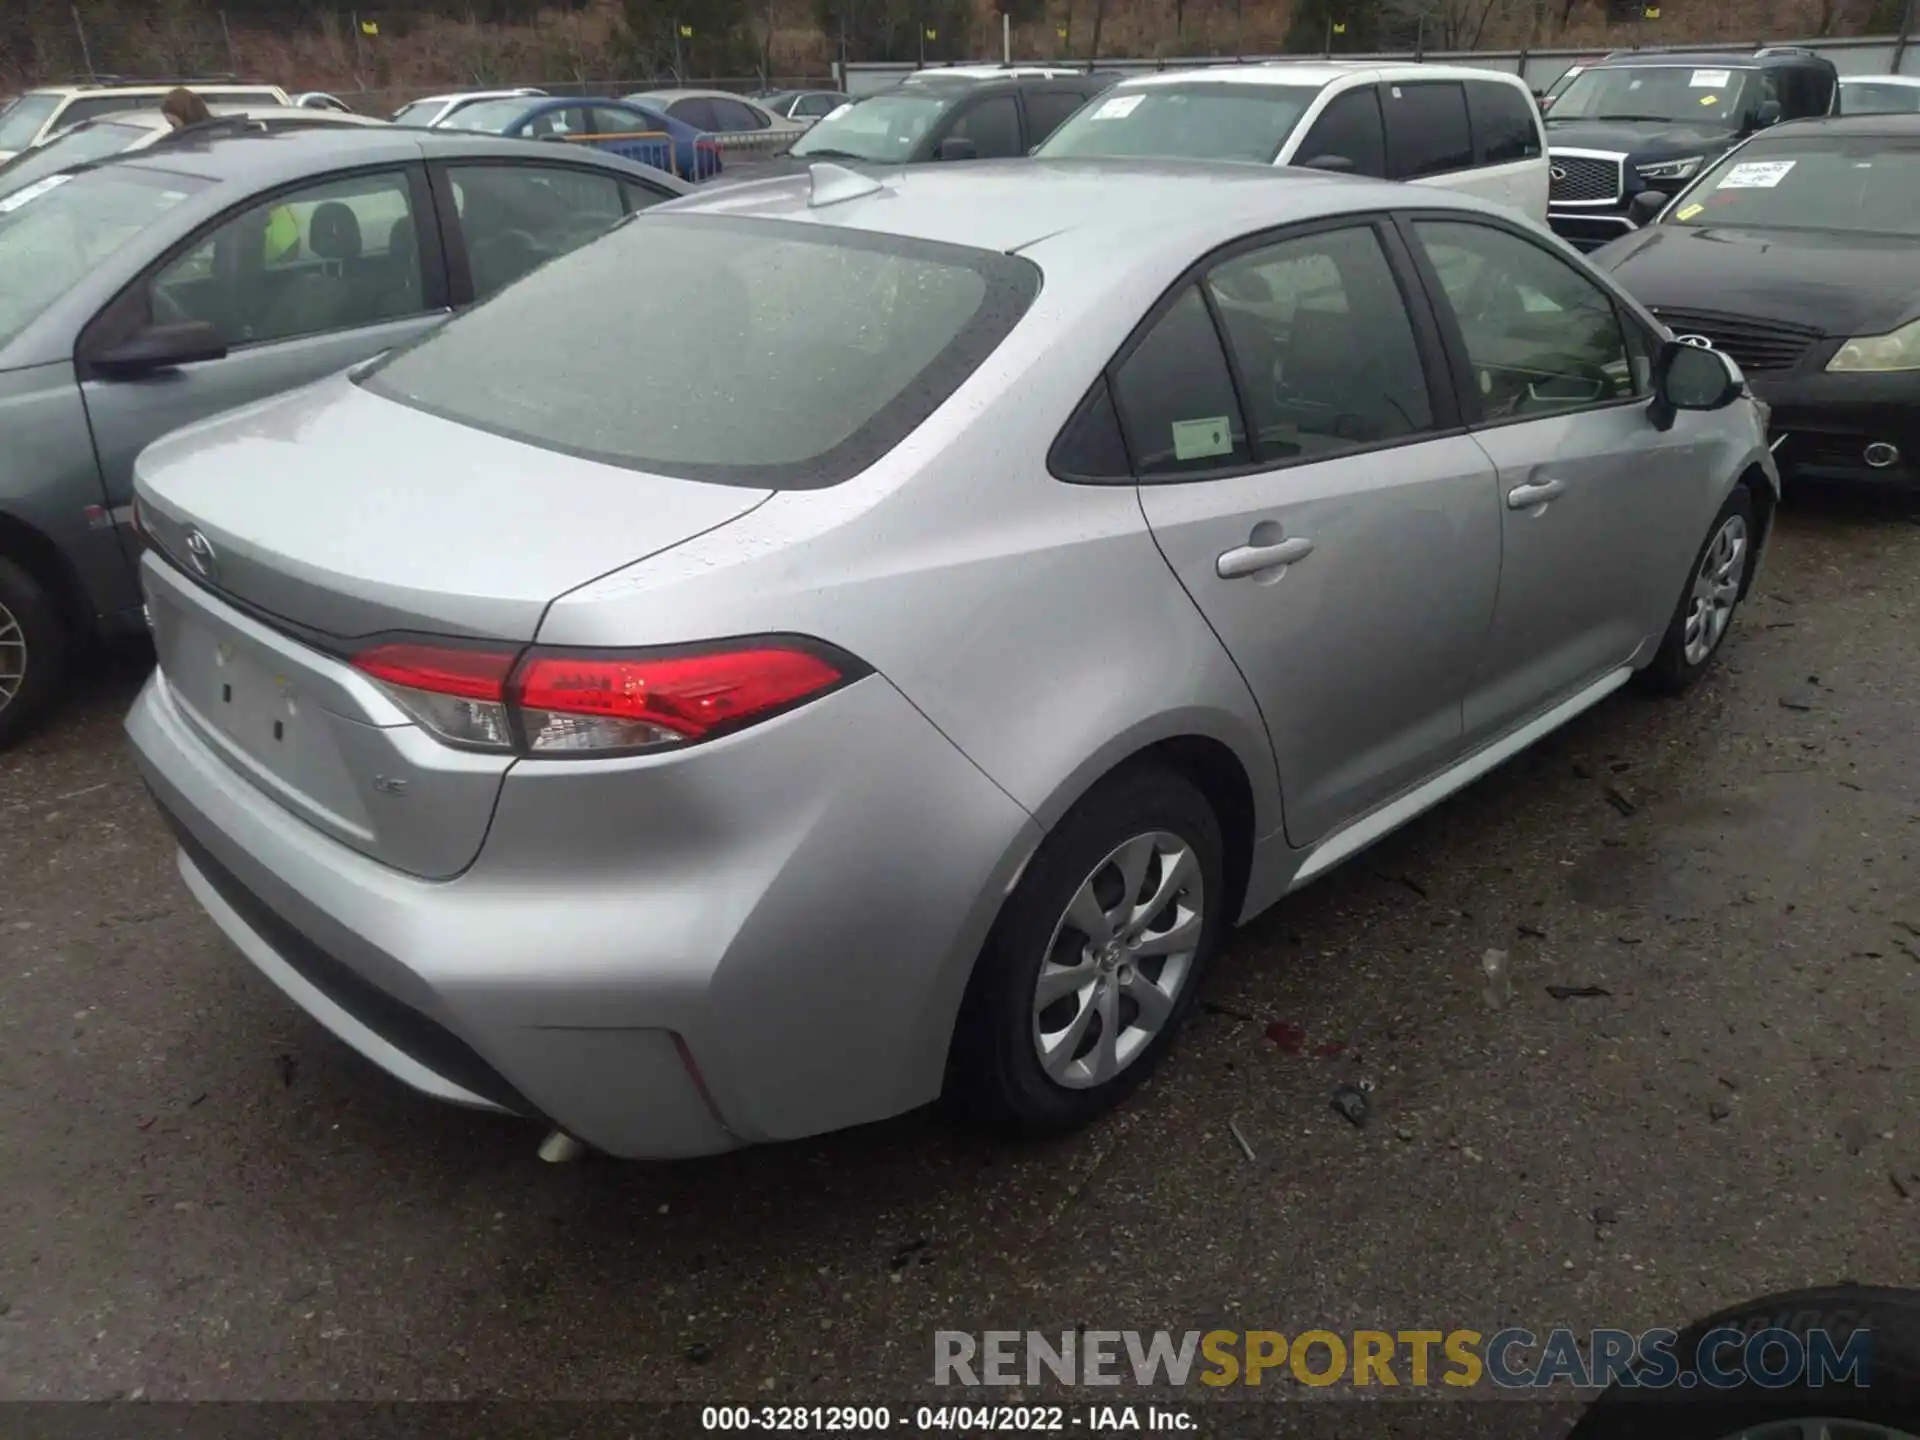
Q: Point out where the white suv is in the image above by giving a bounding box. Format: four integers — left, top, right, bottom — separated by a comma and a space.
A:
1037, 62, 1549, 223
0, 81, 292, 160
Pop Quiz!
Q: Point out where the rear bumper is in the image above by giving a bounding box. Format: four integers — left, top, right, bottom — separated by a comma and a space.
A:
128, 662, 1039, 1158
1750, 371, 1920, 489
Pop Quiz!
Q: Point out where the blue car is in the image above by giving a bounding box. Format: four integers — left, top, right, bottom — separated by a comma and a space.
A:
440, 96, 723, 182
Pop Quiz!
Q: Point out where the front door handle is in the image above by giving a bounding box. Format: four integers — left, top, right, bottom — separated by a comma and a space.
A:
1507, 478, 1568, 511
1217, 536, 1315, 579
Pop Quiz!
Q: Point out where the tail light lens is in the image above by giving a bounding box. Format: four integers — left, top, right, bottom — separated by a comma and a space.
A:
351, 638, 857, 756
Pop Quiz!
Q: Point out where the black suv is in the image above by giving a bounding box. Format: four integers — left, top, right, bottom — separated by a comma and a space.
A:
1543, 46, 1837, 249
730, 68, 1117, 179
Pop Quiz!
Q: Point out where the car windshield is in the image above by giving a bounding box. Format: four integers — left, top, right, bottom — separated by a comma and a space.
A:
437, 99, 531, 133
1037, 83, 1319, 162
1548, 64, 1756, 125
1836, 80, 1920, 116
0, 94, 60, 151
0, 167, 207, 350
1670, 135, 1920, 237
789, 91, 954, 161
360, 215, 1040, 488
0, 120, 153, 200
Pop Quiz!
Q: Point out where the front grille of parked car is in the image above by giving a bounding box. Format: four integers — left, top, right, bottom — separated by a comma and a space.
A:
1649, 308, 1825, 374
1549, 154, 1622, 204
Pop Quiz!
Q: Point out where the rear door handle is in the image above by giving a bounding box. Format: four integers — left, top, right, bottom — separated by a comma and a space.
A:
1216, 536, 1315, 579
1507, 478, 1568, 510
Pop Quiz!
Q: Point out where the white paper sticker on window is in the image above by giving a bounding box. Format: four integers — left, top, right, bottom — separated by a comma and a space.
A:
0, 172, 75, 215
1717, 159, 1795, 189
1690, 69, 1732, 88
1091, 94, 1145, 120
1171, 415, 1234, 461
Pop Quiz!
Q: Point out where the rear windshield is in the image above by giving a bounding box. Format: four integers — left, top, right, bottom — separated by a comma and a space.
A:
1672, 135, 1920, 237
0, 93, 60, 150
1037, 83, 1320, 162
360, 214, 1040, 488
0, 166, 207, 349
0, 120, 153, 201
790, 91, 955, 162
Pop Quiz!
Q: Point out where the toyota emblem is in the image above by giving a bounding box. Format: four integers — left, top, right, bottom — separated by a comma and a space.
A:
183, 527, 217, 579
1675, 334, 1715, 350
1549, 164, 1568, 182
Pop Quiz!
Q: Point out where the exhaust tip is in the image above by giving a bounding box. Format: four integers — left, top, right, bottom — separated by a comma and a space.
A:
1863, 442, 1900, 469
537, 1129, 588, 1164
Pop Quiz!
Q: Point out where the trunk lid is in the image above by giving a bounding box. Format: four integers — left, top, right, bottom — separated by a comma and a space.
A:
135, 374, 772, 878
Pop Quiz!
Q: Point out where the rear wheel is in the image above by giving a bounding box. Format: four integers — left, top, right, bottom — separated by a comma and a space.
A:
1641, 484, 1754, 695
949, 764, 1225, 1136
0, 556, 70, 751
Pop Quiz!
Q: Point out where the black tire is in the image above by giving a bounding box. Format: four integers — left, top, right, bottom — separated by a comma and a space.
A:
1640, 484, 1756, 696
947, 763, 1226, 1137
1571, 1284, 1920, 1439
0, 555, 70, 752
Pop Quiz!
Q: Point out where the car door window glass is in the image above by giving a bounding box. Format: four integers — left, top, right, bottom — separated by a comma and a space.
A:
1110, 286, 1250, 479
1294, 86, 1385, 177
148, 170, 422, 348
669, 97, 721, 132
796, 93, 842, 118
526, 106, 592, 139
1383, 81, 1472, 179
450, 164, 627, 302
1415, 219, 1637, 421
1465, 80, 1541, 164
592, 106, 653, 136
1023, 90, 1092, 145
1205, 224, 1432, 462
949, 96, 1022, 157
621, 180, 671, 214
710, 98, 771, 131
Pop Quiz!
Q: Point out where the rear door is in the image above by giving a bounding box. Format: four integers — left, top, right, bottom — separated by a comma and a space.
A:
1463, 77, 1547, 220
1399, 212, 1681, 743
1381, 80, 1477, 194
1127, 217, 1501, 846
77, 163, 449, 522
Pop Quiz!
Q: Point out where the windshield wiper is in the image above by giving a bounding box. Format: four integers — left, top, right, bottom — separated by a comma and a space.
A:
792, 146, 869, 161
1591, 114, 1683, 123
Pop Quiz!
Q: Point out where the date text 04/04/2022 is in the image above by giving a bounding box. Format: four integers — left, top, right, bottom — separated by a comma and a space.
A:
700, 1405, 1196, 1431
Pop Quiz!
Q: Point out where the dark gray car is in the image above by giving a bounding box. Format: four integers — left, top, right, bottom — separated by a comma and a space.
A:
0, 127, 687, 745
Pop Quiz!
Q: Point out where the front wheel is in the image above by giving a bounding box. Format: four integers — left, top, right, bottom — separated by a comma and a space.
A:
948, 764, 1226, 1136
1641, 484, 1755, 695
0, 556, 70, 751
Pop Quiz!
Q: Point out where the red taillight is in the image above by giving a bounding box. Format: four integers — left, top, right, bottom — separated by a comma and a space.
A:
351, 639, 853, 756
352, 642, 519, 750
515, 645, 847, 754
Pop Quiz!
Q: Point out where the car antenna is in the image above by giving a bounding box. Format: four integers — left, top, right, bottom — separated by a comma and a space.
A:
808, 161, 884, 207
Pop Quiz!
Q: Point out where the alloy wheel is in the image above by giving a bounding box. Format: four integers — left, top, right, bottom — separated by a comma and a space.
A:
1684, 511, 1749, 666
1031, 831, 1205, 1090
1712, 1423, 1920, 1440
0, 597, 25, 714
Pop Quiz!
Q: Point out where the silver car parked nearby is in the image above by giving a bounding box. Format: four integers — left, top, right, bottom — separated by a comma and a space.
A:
127, 160, 1777, 1160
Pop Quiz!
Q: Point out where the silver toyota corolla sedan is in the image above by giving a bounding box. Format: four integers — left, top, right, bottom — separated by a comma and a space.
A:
127, 160, 1778, 1159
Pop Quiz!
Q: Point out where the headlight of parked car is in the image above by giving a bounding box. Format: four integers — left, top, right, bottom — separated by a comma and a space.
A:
1826, 317, 1920, 373
1636, 156, 1704, 181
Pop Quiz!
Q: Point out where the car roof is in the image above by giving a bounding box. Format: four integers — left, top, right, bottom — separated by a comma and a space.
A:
1590, 50, 1816, 69
407, 89, 542, 106
631, 88, 767, 103
665, 157, 1505, 273
27, 82, 284, 99
101, 126, 688, 188
1838, 72, 1920, 84
1112, 61, 1529, 89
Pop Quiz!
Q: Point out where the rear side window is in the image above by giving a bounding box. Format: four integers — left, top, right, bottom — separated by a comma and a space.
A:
710, 98, 771, 131
1293, 86, 1385, 177
1023, 90, 1091, 143
1465, 80, 1541, 164
361, 215, 1040, 489
949, 96, 1023, 157
1383, 81, 1472, 179
1110, 287, 1251, 479
668, 97, 720, 131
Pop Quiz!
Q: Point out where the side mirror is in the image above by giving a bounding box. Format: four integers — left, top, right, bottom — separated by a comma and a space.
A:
1752, 99, 1783, 129
89, 321, 228, 379
936, 135, 978, 162
1302, 153, 1355, 173
1648, 338, 1742, 431
1628, 189, 1668, 227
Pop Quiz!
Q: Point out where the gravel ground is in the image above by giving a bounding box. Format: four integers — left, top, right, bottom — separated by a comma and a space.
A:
0, 492, 1916, 1418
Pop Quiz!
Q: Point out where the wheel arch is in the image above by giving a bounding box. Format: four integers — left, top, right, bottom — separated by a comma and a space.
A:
1736, 462, 1776, 600
0, 509, 91, 639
